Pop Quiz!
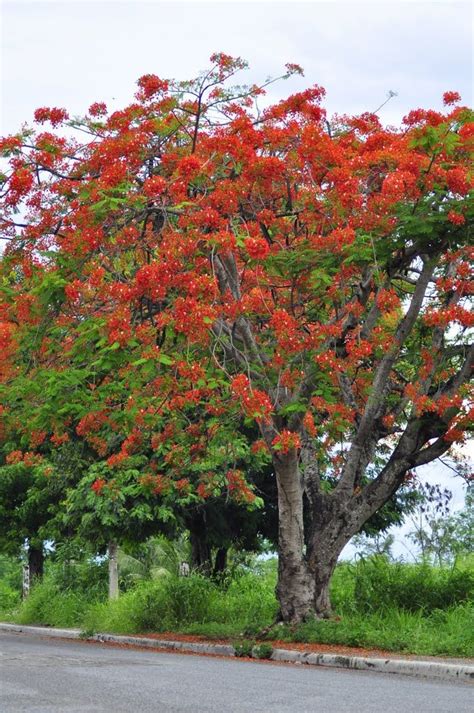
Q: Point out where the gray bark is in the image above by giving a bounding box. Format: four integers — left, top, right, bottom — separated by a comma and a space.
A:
273, 452, 314, 622
107, 541, 119, 600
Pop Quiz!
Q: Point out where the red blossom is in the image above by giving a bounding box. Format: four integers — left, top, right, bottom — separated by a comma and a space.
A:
443, 91, 461, 106
446, 168, 470, 195
231, 374, 273, 420
245, 237, 270, 260
0, 136, 22, 154
143, 176, 167, 197
6, 450, 23, 464
33, 107, 69, 126
88, 102, 107, 116
447, 210, 465, 226
272, 430, 301, 454
91, 478, 106, 495
136, 74, 169, 99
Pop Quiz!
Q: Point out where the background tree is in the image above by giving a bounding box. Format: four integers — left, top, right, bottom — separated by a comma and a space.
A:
407, 480, 473, 564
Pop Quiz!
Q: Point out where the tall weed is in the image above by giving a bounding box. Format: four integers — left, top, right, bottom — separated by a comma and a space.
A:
349, 556, 473, 613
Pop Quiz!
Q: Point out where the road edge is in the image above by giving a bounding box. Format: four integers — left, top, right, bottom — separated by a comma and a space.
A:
1, 622, 472, 683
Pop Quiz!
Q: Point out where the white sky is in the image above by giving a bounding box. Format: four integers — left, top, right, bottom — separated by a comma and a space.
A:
1, 0, 472, 556
1, 0, 472, 133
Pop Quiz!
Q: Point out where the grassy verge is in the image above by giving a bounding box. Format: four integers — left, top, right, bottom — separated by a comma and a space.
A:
2, 557, 473, 658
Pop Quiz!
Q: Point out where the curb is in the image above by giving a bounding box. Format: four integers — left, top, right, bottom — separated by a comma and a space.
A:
1, 622, 473, 683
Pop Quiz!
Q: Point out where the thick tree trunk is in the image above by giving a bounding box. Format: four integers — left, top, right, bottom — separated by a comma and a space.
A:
274, 450, 356, 622
309, 545, 340, 618
28, 543, 44, 582
189, 530, 212, 575
213, 547, 228, 576
274, 452, 314, 623
108, 541, 119, 600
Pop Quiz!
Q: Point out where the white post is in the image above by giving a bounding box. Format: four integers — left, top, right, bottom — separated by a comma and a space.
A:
179, 561, 190, 577
108, 541, 119, 600
22, 564, 30, 599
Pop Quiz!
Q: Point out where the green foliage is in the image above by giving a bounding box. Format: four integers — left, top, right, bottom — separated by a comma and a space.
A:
4, 553, 473, 657
233, 639, 255, 657
0, 553, 22, 591
0, 554, 24, 616
0, 581, 20, 614
267, 605, 474, 657
15, 575, 95, 628
82, 569, 277, 635
252, 642, 273, 659
118, 535, 190, 589
50, 546, 108, 598
349, 556, 473, 613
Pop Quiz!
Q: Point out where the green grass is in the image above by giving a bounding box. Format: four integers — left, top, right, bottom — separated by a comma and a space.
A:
262, 604, 474, 657
345, 557, 474, 613
14, 578, 100, 628
2, 557, 473, 658
81, 570, 278, 636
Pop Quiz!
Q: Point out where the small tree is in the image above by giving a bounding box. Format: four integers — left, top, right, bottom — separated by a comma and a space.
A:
408, 481, 473, 565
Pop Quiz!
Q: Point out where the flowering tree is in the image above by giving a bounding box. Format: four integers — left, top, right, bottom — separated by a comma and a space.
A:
0, 55, 472, 622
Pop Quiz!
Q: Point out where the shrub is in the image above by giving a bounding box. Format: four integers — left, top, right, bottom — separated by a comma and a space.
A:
233, 639, 254, 657
351, 557, 474, 613
0, 581, 20, 614
15, 575, 95, 627
49, 557, 108, 599
252, 642, 273, 659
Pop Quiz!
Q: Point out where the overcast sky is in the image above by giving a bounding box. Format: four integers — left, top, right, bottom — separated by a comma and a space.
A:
1, 0, 472, 557
1, 1, 472, 134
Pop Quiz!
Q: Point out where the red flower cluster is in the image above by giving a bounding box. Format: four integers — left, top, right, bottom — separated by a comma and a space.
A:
0, 136, 22, 154
106, 307, 132, 346
376, 289, 401, 311
50, 432, 69, 446
91, 478, 106, 495
446, 168, 470, 195
226, 469, 255, 504
272, 430, 301, 454
76, 410, 108, 437
231, 374, 273, 420
424, 305, 474, 328
447, 211, 465, 226
270, 309, 304, 354
88, 102, 107, 117
443, 91, 461, 106
143, 175, 167, 197
33, 107, 69, 126
7, 168, 34, 205
136, 74, 169, 99
245, 237, 270, 260
6, 450, 23, 464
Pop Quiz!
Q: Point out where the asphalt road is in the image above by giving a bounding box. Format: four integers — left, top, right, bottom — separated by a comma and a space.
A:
0, 632, 472, 712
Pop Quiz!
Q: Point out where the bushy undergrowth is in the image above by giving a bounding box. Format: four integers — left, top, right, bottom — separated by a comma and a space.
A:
348, 557, 474, 613
0, 581, 20, 614
0, 555, 22, 615
82, 570, 277, 635
264, 604, 474, 657
14, 576, 101, 628
2, 556, 473, 657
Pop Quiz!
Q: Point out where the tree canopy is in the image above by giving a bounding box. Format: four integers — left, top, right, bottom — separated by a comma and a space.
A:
0, 54, 472, 621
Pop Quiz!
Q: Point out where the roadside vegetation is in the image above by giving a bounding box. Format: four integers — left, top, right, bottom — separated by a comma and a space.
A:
1, 551, 472, 658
